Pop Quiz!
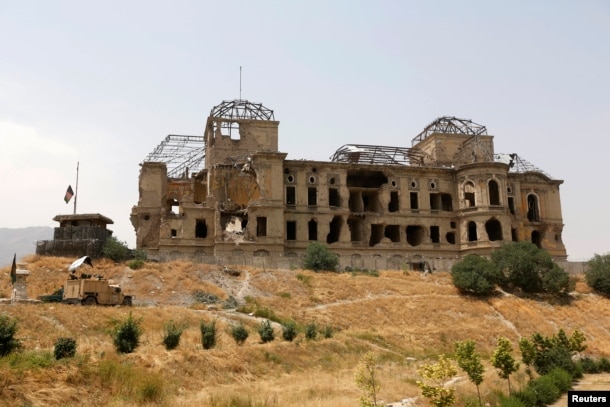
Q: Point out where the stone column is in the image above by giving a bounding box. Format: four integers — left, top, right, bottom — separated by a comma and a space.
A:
14, 263, 30, 301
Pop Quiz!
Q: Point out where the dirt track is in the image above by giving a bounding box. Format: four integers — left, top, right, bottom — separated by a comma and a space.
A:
550, 374, 610, 406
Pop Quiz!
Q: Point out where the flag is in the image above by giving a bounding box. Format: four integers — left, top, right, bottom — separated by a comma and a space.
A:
10, 253, 16, 285
64, 185, 74, 203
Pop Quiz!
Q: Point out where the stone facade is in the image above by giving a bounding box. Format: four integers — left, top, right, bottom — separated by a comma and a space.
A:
131, 100, 566, 269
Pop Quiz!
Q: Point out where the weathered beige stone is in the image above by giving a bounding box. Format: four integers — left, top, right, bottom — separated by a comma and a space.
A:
131, 102, 566, 268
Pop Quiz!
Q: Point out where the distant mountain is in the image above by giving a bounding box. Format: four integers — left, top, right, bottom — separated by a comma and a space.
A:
0, 226, 54, 267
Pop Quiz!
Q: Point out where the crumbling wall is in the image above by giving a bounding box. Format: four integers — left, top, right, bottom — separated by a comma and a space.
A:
205, 118, 279, 167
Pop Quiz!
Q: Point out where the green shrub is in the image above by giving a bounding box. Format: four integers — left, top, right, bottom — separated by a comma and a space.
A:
200, 320, 217, 350
54, 337, 76, 360
528, 375, 561, 405
193, 291, 219, 304
579, 356, 601, 374
136, 375, 165, 403
132, 249, 147, 261
127, 259, 145, 270
0, 314, 21, 357
102, 236, 130, 262
282, 321, 298, 342
305, 322, 317, 340
585, 253, 610, 296
112, 312, 142, 354
498, 395, 526, 407
451, 254, 498, 295
303, 242, 339, 272
258, 320, 275, 343
491, 241, 571, 294
163, 320, 186, 350
231, 324, 249, 345
520, 329, 585, 377
513, 388, 537, 407
296, 273, 312, 286
323, 325, 334, 339
546, 367, 573, 392
598, 357, 610, 372
223, 295, 238, 309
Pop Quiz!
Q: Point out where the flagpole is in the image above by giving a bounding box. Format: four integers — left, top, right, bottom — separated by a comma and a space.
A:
74, 161, 79, 214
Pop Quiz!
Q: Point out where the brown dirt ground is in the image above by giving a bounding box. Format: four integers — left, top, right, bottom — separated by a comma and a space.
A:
1, 255, 610, 406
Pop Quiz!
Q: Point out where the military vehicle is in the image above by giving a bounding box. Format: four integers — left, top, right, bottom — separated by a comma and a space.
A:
63, 274, 133, 306
59, 256, 133, 306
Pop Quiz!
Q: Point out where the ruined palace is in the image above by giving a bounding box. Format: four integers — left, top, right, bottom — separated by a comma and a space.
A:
130, 99, 566, 269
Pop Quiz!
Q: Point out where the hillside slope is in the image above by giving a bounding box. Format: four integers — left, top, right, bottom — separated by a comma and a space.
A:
0, 255, 609, 407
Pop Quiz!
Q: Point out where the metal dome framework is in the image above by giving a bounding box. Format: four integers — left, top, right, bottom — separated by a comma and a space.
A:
411, 116, 487, 146
144, 134, 205, 178
330, 144, 429, 166
210, 99, 275, 121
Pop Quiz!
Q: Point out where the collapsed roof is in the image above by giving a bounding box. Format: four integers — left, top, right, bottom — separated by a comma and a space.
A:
141, 110, 552, 178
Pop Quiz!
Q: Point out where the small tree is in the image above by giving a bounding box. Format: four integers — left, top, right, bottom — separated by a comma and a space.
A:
491, 241, 572, 294
163, 320, 186, 350
416, 354, 457, 407
282, 321, 298, 342
519, 337, 537, 382
303, 242, 339, 272
305, 321, 318, 340
258, 320, 275, 343
231, 324, 249, 345
585, 253, 610, 296
0, 315, 21, 357
519, 329, 586, 377
113, 312, 142, 354
451, 255, 498, 295
102, 236, 130, 262
491, 337, 519, 394
200, 320, 217, 350
54, 337, 77, 360
355, 351, 380, 407
454, 340, 484, 406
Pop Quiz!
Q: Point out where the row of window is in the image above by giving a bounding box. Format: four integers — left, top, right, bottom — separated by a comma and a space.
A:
284, 184, 541, 221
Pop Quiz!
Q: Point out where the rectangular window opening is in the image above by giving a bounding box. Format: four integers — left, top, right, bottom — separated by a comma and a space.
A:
410, 192, 419, 210
286, 221, 296, 240
329, 188, 340, 207
389, 191, 399, 212
308, 187, 317, 206
286, 186, 296, 206
257, 217, 267, 237
430, 226, 440, 243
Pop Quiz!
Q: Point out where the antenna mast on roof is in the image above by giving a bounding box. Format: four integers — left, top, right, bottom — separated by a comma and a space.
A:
239, 66, 242, 100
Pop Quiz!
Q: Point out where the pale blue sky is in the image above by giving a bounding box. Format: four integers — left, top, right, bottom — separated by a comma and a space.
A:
1, 0, 608, 261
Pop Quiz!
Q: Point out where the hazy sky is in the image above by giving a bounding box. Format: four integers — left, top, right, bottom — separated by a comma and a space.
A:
1, 1, 608, 261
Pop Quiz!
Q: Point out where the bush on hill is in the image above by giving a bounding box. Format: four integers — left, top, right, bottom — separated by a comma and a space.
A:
451, 254, 498, 295
303, 242, 338, 272
490, 241, 572, 294
585, 253, 610, 296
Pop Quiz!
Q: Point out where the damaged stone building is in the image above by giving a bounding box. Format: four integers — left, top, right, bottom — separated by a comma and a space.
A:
130, 99, 566, 270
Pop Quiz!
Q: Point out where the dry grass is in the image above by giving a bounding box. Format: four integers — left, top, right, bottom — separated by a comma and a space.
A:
0, 256, 609, 406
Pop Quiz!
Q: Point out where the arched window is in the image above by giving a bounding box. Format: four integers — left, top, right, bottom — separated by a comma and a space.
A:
468, 221, 478, 242
531, 230, 542, 248
527, 194, 541, 222
463, 182, 476, 207
485, 218, 503, 241
488, 180, 500, 205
